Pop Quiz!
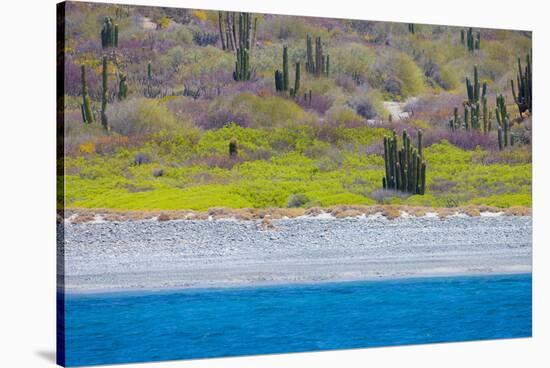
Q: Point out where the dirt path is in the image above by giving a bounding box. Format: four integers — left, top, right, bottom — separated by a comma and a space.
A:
383, 97, 417, 121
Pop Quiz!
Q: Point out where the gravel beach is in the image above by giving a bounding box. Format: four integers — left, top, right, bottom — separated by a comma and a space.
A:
60, 215, 532, 292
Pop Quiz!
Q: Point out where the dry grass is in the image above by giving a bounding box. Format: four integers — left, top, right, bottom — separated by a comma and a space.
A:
157, 213, 171, 221
304, 207, 324, 216
504, 206, 532, 216
267, 208, 306, 219
63, 205, 531, 223
436, 208, 457, 218
333, 209, 363, 218
70, 212, 96, 224
380, 206, 401, 220
458, 206, 481, 217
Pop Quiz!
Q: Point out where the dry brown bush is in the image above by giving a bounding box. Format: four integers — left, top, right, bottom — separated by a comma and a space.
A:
333, 209, 363, 218
504, 206, 532, 216
381, 206, 401, 219
157, 213, 171, 221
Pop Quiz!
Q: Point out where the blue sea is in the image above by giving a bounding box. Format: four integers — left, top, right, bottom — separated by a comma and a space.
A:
62, 273, 532, 366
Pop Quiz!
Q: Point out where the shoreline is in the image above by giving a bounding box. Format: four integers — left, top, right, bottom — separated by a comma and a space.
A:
60, 204, 532, 224
61, 215, 532, 293
62, 270, 532, 296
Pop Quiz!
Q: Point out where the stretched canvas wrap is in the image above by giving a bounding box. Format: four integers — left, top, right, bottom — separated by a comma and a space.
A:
57, 1, 533, 366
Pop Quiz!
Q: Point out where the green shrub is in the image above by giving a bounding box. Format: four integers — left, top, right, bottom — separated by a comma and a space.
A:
107, 98, 187, 135
287, 193, 310, 207
330, 43, 375, 80
392, 52, 425, 97
220, 93, 316, 128
326, 105, 363, 125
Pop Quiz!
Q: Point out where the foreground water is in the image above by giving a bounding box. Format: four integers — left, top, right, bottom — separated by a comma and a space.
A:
63, 273, 531, 366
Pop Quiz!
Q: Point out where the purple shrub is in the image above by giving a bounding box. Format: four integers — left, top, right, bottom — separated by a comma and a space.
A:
423, 129, 499, 151
201, 109, 250, 130
297, 93, 334, 115
334, 74, 358, 93
74, 39, 103, 55
64, 57, 100, 96
167, 98, 208, 124
220, 79, 267, 97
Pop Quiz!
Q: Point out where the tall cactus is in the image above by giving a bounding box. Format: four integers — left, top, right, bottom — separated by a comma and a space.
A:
274, 70, 284, 92
290, 62, 300, 97
275, 46, 301, 97
233, 46, 251, 81
495, 94, 511, 150
146, 61, 152, 97
218, 12, 226, 50
118, 73, 128, 101
80, 65, 94, 124
100, 56, 109, 130
305, 34, 329, 77
306, 34, 313, 73
282, 46, 289, 91
218, 12, 255, 52
101, 17, 118, 48
465, 65, 486, 107
232, 12, 252, 81
464, 28, 480, 52
449, 107, 460, 131
511, 53, 532, 119
382, 130, 426, 195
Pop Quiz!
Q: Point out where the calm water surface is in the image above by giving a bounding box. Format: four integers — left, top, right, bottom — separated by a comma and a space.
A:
63, 273, 532, 366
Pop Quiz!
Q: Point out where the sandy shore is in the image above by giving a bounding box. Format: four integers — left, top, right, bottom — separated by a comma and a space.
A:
59, 215, 532, 293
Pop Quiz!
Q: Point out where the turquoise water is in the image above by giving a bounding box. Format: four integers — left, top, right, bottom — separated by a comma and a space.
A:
62, 274, 532, 366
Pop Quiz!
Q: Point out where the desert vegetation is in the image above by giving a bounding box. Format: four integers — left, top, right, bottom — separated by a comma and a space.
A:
60, 2, 532, 212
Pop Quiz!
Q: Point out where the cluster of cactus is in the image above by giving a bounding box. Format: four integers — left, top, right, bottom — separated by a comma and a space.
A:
511, 53, 532, 118
495, 94, 515, 150
449, 66, 491, 133
232, 13, 253, 81
274, 46, 301, 97
218, 12, 257, 52
80, 65, 95, 123
382, 130, 426, 195
229, 138, 238, 157
118, 73, 128, 101
234, 46, 251, 81
100, 56, 109, 130
305, 35, 329, 77
101, 16, 118, 48
408, 23, 415, 34
461, 28, 480, 52
465, 66, 489, 132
